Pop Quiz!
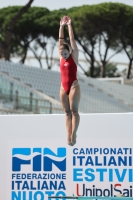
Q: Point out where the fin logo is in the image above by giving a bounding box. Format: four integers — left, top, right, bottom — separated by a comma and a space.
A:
12, 147, 66, 172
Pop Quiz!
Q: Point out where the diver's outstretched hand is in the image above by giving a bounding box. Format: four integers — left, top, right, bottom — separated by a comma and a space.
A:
60, 17, 66, 26
64, 16, 71, 25
61, 16, 72, 26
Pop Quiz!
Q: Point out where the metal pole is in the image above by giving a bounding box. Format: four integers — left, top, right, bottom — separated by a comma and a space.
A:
35, 99, 39, 114
29, 92, 33, 111
50, 102, 52, 114
14, 90, 18, 110
10, 82, 13, 101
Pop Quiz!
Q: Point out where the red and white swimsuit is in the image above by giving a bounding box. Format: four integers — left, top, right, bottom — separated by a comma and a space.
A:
60, 55, 77, 95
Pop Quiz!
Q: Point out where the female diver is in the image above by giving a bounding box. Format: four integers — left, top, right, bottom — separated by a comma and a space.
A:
58, 16, 80, 146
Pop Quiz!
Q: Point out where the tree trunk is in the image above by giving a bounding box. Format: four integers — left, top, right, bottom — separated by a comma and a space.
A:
78, 63, 88, 76
90, 57, 95, 77
38, 59, 43, 68
2, 46, 10, 60
74, 33, 96, 77
100, 62, 106, 78
100, 65, 105, 78
127, 59, 133, 79
103, 65, 106, 78
20, 46, 28, 64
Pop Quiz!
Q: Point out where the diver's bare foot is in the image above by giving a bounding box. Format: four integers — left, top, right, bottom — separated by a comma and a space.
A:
71, 133, 77, 146
67, 134, 72, 146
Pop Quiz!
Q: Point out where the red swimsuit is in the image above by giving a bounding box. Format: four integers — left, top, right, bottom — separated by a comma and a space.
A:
60, 55, 77, 95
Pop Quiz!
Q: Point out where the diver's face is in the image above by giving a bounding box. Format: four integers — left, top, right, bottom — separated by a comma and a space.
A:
61, 49, 70, 60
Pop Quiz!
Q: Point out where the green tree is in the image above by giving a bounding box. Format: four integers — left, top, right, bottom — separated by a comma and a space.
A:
68, 5, 98, 77
11, 6, 50, 65
119, 14, 133, 79
107, 3, 133, 79
17, 8, 67, 68
1, 2, 133, 78
35, 8, 68, 69
70, 3, 129, 77
0, 0, 34, 60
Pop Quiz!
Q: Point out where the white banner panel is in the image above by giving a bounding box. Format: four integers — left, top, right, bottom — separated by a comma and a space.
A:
0, 113, 133, 200
7, 139, 133, 200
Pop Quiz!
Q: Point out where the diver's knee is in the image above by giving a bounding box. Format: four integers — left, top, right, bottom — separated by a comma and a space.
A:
71, 110, 79, 116
65, 110, 71, 116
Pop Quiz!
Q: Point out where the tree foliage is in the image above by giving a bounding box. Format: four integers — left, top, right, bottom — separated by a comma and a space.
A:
0, 0, 34, 60
0, 3, 133, 78
70, 3, 133, 78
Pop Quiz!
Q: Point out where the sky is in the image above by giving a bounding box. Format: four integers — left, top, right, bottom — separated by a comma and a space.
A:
1, 0, 133, 10
1, 0, 133, 72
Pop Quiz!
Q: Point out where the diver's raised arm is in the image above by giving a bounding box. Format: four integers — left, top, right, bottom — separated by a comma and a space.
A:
58, 18, 65, 53
66, 16, 78, 63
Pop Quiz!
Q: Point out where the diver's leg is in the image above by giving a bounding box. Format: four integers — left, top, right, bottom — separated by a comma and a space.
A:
69, 83, 80, 145
60, 86, 72, 145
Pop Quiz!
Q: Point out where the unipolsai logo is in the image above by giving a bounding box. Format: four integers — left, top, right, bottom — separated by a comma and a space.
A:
12, 147, 66, 172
